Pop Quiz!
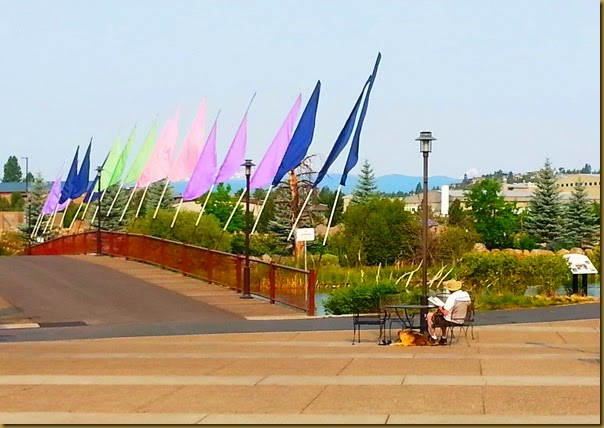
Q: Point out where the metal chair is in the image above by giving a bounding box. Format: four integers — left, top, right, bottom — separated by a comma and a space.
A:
443, 301, 475, 346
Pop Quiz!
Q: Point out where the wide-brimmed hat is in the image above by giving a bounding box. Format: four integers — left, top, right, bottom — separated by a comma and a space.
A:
444, 280, 463, 291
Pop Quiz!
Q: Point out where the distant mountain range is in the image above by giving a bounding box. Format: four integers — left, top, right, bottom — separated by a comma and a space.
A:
170, 174, 461, 196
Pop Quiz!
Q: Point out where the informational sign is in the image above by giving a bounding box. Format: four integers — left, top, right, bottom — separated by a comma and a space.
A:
295, 228, 315, 242
563, 254, 598, 275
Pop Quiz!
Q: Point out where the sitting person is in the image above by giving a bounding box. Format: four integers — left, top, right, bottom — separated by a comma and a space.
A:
426, 279, 472, 345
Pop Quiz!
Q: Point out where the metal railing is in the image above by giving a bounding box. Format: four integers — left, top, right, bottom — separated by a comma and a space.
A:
27, 231, 315, 315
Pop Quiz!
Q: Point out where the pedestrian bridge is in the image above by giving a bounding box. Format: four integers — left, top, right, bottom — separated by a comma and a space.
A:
26, 231, 316, 316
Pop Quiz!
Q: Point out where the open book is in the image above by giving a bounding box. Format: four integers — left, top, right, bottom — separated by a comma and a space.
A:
428, 296, 446, 307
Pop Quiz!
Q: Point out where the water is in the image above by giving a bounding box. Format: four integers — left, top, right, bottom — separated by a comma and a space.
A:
315, 284, 601, 316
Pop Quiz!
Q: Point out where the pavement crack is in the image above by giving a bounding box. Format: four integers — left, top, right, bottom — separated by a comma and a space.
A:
132, 384, 187, 412
335, 358, 354, 376
300, 385, 327, 414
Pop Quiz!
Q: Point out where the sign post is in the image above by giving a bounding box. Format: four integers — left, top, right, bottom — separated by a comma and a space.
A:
295, 228, 315, 301
562, 254, 598, 296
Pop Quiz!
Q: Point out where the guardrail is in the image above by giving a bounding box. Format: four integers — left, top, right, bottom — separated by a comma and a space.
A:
27, 231, 316, 315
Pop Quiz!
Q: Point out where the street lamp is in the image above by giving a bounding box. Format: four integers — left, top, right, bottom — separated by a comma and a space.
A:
21, 157, 30, 254
415, 131, 436, 334
241, 159, 255, 299
96, 166, 102, 256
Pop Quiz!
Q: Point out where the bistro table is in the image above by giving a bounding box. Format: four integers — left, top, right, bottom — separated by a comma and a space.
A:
382, 303, 436, 343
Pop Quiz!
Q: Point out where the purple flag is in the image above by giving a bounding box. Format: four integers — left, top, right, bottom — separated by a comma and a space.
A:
250, 94, 302, 190
182, 117, 218, 201
214, 112, 247, 185
42, 173, 70, 215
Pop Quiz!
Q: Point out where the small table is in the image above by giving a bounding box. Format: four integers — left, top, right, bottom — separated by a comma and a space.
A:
383, 303, 435, 342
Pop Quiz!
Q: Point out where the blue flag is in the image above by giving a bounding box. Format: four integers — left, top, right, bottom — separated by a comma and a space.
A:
340, 52, 381, 186
271, 80, 321, 187
313, 78, 371, 187
71, 138, 92, 199
58, 146, 79, 204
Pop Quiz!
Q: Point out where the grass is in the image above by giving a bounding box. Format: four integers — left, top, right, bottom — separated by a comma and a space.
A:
475, 293, 599, 311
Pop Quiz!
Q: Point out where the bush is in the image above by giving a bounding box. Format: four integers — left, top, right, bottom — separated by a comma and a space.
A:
456, 252, 571, 297
320, 282, 426, 315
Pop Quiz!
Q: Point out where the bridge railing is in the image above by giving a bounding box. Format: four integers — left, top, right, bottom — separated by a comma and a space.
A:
28, 231, 315, 315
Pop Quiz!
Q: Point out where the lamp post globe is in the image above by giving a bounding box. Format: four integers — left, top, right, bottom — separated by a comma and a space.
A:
241, 159, 255, 299
415, 131, 436, 334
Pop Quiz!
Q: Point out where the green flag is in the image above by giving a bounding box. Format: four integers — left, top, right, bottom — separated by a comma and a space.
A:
100, 137, 122, 192
123, 122, 157, 185
109, 126, 136, 187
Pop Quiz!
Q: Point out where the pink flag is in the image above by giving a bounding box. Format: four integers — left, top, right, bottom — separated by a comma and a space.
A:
214, 112, 247, 185
136, 108, 180, 188
250, 94, 302, 189
182, 117, 218, 201
168, 99, 206, 182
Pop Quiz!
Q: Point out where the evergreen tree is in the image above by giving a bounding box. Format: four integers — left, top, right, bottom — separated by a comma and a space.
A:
565, 180, 599, 247
3, 156, 23, 182
414, 182, 422, 194
524, 159, 565, 248
20, 174, 47, 236
351, 159, 378, 204
145, 180, 176, 216
91, 183, 130, 230
266, 186, 294, 253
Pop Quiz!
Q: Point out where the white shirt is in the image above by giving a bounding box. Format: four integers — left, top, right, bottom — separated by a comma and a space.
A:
443, 290, 471, 322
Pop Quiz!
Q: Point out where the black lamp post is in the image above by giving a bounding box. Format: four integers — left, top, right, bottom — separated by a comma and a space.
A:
96, 166, 102, 256
21, 157, 30, 254
241, 159, 255, 299
415, 131, 436, 334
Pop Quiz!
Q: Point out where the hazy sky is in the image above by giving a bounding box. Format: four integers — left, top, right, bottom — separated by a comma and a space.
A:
0, 0, 599, 184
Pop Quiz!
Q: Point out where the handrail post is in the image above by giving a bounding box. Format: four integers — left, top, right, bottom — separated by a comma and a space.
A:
207, 251, 213, 284
236, 255, 242, 293
308, 269, 316, 316
269, 261, 276, 304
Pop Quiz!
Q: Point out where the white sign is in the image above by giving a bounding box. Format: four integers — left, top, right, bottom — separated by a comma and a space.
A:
563, 254, 598, 275
295, 228, 315, 242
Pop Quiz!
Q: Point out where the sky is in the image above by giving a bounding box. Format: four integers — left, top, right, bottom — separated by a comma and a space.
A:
0, 0, 599, 184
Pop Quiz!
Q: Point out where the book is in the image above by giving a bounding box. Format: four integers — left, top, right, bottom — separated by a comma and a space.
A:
428, 296, 446, 307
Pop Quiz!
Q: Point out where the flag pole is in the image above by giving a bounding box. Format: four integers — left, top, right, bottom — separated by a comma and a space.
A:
322, 184, 342, 246
152, 180, 170, 219
195, 184, 214, 227
67, 203, 83, 230
90, 188, 108, 225
119, 186, 137, 223
170, 198, 184, 228
213, 189, 246, 251
134, 184, 149, 218
106, 183, 124, 216
251, 185, 272, 235
223, 188, 245, 231
286, 189, 313, 241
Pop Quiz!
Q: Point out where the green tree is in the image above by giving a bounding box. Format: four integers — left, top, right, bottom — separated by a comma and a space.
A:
351, 159, 379, 204
92, 183, 131, 230
203, 183, 245, 232
318, 186, 344, 225
3, 156, 23, 182
339, 198, 416, 265
10, 192, 24, 210
565, 180, 598, 248
524, 159, 565, 248
447, 199, 471, 228
464, 178, 519, 249
251, 188, 275, 233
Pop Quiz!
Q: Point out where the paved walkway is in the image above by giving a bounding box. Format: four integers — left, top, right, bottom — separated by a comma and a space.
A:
0, 318, 599, 424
